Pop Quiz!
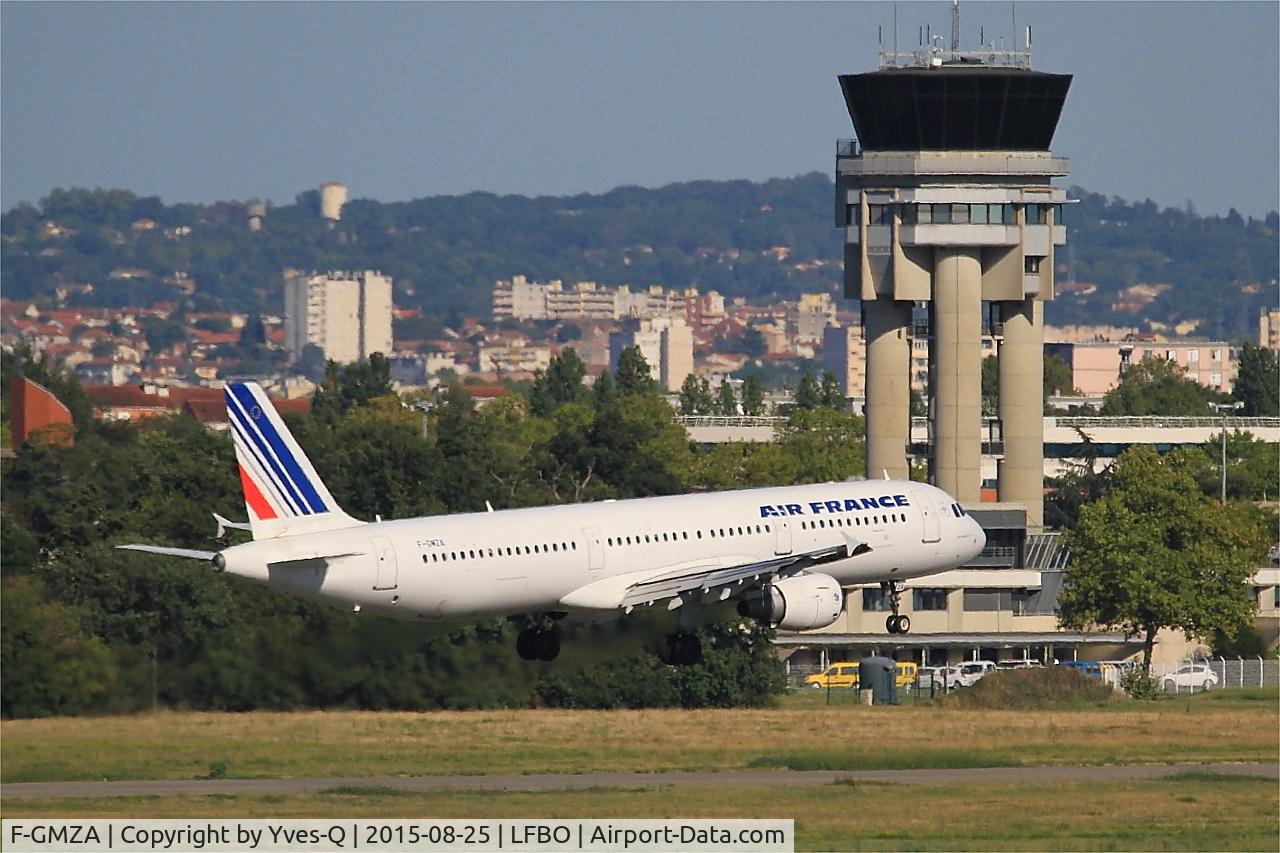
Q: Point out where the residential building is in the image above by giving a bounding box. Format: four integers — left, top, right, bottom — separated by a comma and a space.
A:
283, 270, 393, 364
1260, 308, 1280, 351
8, 378, 74, 446
493, 276, 688, 323
794, 293, 836, 344
1045, 340, 1238, 396
822, 325, 867, 398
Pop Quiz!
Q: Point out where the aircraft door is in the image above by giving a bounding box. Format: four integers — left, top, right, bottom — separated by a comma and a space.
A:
372, 536, 399, 590
774, 520, 793, 555
911, 489, 941, 543
584, 527, 605, 571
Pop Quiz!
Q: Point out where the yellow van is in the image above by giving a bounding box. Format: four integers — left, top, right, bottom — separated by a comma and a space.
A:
804, 662, 860, 689
805, 661, 919, 690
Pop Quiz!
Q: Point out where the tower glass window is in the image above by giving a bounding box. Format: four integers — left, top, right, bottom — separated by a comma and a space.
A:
1024, 256, 1042, 274
969, 203, 989, 225
868, 204, 892, 225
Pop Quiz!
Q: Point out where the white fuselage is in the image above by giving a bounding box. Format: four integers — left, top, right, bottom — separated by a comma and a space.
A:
218, 480, 984, 621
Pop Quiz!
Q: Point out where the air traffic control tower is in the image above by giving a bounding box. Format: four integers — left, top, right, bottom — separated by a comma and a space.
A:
836, 24, 1070, 528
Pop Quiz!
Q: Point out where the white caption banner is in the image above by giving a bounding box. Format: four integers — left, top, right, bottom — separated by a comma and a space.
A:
2, 819, 794, 853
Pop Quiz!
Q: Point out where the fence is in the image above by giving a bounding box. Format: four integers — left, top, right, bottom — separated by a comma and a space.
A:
786, 657, 1279, 698
1153, 657, 1279, 694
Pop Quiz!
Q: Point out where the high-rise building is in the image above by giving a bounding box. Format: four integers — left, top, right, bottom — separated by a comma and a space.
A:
822, 325, 867, 398
660, 321, 694, 392
836, 34, 1071, 528
1260, 308, 1280, 351
284, 270, 393, 364
609, 317, 693, 391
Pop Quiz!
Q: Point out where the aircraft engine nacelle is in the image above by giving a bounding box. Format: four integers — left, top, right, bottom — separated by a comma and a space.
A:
736, 572, 844, 631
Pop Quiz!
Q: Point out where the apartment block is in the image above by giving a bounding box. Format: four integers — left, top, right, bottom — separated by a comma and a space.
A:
284, 270, 393, 364
1045, 340, 1237, 395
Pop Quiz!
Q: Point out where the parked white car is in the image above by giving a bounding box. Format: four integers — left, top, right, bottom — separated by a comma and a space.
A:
995, 658, 1043, 670
947, 660, 998, 689
1161, 663, 1218, 691
918, 666, 950, 690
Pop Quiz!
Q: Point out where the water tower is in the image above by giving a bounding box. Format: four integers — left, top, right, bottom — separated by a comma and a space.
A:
320, 181, 348, 221
836, 9, 1070, 527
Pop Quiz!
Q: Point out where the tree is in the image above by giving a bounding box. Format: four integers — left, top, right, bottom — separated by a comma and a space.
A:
1100, 355, 1229, 416
775, 408, 865, 484
738, 327, 766, 359
819, 372, 844, 410
717, 381, 738, 415
1058, 446, 1271, 675
615, 346, 656, 396
1183, 431, 1280, 502
311, 354, 394, 423
740, 374, 766, 416
1232, 344, 1279, 416
981, 356, 999, 416
530, 347, 587, 416
794, 372, 820, 410
678, 374, 714, 415
1044, 353, 1076, 397
591, 370, 618, 410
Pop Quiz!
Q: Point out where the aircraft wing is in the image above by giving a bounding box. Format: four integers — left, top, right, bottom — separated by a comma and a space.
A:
559, 534, 870, 611
116, 544, 218, 561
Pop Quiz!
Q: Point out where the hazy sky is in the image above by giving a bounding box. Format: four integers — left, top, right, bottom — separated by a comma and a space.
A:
3, 2, 1277, 217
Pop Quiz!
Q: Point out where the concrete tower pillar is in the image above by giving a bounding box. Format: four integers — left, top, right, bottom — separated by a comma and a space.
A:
863, 299, 912, 480
998, 297, 1045, 527
930, 248, 982, 503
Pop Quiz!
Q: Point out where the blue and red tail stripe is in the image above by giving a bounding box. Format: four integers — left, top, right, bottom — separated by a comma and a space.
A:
225, 385, 330, 518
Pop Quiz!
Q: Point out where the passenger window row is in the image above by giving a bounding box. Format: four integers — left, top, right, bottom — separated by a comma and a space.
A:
607, 524, 773, 548
800, 513, 904, 530
423, 541, 578, 564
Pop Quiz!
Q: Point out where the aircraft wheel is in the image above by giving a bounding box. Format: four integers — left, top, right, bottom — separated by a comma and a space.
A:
516, 629, 540, 661
896, 615, 911, 634
886, 615, 900, 634
678, 634, 703, 666
536, 630, 561, 662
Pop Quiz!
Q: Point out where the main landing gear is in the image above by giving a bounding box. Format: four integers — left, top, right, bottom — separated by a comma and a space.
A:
883, 580, 911, 635
660, 632, 703, 666
516, 612, 565, 662
516, 626, 561, 662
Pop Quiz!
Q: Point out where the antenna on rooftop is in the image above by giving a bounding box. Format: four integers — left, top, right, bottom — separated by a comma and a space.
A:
950, 0, 960, 55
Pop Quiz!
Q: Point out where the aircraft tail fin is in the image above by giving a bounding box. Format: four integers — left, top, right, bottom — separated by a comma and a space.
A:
224, 382, 362, 540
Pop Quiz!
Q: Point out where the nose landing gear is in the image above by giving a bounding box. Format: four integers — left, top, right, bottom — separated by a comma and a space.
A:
883, 580, 911, 634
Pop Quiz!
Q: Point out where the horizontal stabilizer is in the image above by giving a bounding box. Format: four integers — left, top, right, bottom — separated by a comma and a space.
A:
213, 512, 252, 538
116, 544, 218, 561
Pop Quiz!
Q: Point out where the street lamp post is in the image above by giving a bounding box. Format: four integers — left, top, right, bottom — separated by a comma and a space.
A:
1207, 401, 1245, 503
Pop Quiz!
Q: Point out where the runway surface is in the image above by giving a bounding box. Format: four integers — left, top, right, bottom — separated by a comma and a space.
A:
3, 763, 1275, 799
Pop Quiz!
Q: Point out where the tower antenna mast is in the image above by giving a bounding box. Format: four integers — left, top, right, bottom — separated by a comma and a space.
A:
950, 0, 961, 56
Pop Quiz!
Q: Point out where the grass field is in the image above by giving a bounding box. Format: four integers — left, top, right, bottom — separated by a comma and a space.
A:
2, 689, 1276, 784
4, 775, 1277, 851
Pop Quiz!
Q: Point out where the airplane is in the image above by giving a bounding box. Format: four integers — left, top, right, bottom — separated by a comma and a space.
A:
120, 382, 985, 664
